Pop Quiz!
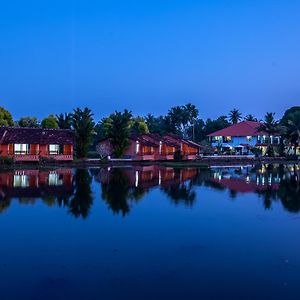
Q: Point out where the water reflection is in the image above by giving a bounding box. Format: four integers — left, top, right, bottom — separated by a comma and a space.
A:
0, 164, 299, 216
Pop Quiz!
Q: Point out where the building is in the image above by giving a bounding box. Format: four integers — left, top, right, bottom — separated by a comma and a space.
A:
207, 121, 281, 155
0, 127, 74, 161
98, 133, 201, 161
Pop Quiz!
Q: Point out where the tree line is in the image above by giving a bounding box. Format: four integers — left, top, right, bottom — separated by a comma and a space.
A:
0, 104, 299, 158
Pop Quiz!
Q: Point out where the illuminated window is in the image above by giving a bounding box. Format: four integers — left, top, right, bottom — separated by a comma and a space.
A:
224, 136, 232, 142
49, 144, 60, 155
14, 144, 29, 154
246, 136, 252, 141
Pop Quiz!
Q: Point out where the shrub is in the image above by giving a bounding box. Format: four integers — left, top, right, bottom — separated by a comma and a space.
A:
0, 157, 13, 165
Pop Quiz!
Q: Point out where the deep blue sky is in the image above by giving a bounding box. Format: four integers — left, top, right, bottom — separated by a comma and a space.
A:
0, 0, 299, 121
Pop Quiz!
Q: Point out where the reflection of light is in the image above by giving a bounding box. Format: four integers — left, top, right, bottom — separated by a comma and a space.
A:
48, 173, 63, 186
262, 177, 265, 185
158, 170, 161, 185
13, 175, 29, 188
246, 176, 250, 183
107, 167, 111, 171
135, 171, 139, 187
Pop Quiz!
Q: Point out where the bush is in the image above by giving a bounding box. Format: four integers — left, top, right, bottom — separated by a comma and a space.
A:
174, 149, 183, 161
0, 157, 13, 165
251, 147, 262, 157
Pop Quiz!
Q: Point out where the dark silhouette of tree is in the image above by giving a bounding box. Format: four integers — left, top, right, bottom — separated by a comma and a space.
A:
17, 116, 40, 128
101, 168, 131, 216
244, 114, 258, 122
69, 169, 94, 218
56, 113, 72, 129
228, 109, 242, 124
103, 110, 132, 158
71, 107, 95, 158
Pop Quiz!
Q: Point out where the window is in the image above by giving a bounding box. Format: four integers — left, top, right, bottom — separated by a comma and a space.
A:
224, 136, 232, 142
49, 144, 60, 155
14, 144, 29, 155
246, 136, 252, 141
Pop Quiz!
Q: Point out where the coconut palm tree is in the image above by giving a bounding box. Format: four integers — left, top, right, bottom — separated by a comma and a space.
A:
228, 109, 242, 124
71, 107, 95, 158
244, 114, 258, 122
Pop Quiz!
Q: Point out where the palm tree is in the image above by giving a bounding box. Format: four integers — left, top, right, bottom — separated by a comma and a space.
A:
71, 107, 95, 158
56, 113, 72, 129
228, 109, 242, 124
244, 114, 258, 122
258, 112, 281, 157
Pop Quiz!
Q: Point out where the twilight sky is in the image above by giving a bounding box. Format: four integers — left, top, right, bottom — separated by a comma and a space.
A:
0, 0, 299, 121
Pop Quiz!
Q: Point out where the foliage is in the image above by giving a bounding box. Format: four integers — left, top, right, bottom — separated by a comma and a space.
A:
131, 117, 149, 135
56, 113, 72, 129
71, 107, 95, 159
17, 116, 40, 128
0, 107, 14, 126
228, 108, 242, 124
280, 107, 300, 155
205, 116, 230, 135
41, 114, 59, 129
167, 103, 198, 138
103, 110, 132, 158
0, 157, 13, 165
244, 114, 258, 122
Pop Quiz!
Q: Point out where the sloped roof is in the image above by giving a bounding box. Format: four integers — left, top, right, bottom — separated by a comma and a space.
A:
0, 127, 74, 145
207, 121, 262, 137
164, 134, 202, 149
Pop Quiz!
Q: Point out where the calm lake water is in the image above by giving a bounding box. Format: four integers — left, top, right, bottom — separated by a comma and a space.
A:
0, 164, 299, 300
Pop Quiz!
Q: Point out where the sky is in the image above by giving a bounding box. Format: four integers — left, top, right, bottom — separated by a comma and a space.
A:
0, 0, 299, 121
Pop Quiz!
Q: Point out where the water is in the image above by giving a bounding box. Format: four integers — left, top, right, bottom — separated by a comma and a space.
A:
0, 164, 299, 300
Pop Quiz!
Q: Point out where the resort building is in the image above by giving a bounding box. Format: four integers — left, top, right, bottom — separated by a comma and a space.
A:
0, 127, 74, 161
98, 133, 201, 161
207, 121, 282, 155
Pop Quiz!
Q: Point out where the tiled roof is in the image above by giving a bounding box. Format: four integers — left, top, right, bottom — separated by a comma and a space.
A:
0, 127, 74, 145
207, 121, 262, 137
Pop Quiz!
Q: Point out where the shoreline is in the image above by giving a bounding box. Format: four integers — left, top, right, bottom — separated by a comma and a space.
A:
0, 157, 298, 170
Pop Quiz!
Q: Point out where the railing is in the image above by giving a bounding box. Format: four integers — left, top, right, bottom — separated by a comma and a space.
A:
46, 154, 73, 161
13, 154, 39, 161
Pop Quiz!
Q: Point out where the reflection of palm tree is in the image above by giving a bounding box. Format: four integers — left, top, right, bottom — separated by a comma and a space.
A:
69, 169, 93, 219
278, 175, 300, 212
101, 169, 131, 216
162, 181, 196, 206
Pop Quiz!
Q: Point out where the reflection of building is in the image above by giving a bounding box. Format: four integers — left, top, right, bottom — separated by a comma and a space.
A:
209, 166, 280, 193
97, 166, 198, 189
0, 127, 74, 161
98, 134, 201, 161
0, 169, 73, 199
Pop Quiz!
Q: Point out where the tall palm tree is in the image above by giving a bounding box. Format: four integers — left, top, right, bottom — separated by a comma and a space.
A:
71, 107, 95, 158
56, 113, 72, 129
228, 109, 242, 124
258, 112, 281, 157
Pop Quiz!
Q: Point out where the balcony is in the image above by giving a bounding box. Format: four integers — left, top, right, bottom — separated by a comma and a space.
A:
13, 154, 39, 162
45, 154, 73, 161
